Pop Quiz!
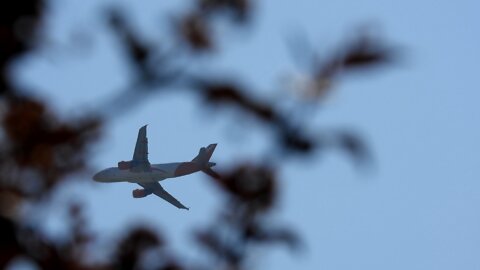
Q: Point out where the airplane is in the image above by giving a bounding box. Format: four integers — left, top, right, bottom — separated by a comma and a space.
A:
92, 125, 218, 210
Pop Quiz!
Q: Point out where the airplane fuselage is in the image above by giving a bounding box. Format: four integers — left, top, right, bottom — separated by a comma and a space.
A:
93, 161, 215, 183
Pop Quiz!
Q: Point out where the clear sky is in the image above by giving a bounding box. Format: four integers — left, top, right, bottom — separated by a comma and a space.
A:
13, 0, 480, 269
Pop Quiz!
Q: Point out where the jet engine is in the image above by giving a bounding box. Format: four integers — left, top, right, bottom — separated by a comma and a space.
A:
118, 161, 132, 170
132, 189, 150, 198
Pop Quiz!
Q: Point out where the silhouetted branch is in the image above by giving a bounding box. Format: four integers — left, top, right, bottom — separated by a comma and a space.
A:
0, 0, 395, 269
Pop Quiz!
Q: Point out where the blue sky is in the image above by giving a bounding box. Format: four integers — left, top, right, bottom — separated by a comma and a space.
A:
12, 0, 480, 269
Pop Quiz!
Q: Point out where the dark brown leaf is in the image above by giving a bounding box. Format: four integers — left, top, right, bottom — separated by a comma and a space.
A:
180, 13, 212, 51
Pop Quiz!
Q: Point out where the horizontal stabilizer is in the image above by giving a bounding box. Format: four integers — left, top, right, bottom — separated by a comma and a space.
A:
202, 167, 220, 179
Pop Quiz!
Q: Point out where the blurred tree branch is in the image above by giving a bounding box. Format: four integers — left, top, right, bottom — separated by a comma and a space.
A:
0, 0, 395, 269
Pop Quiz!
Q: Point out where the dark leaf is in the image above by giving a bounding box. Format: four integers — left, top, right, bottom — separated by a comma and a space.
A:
202, 82, 276, 122
180, 13, 212, 51
195, 230, 240, 265
199, 0, 251, 23
114, 227, 164, 270
244, 223, 301, 250
342, 37, 392, 69
210, 165, 277, 211
336, 131, 370, 165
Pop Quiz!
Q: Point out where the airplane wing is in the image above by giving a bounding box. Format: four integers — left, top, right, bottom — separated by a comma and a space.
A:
132, 125, 150, 171
139, 182, 189, 210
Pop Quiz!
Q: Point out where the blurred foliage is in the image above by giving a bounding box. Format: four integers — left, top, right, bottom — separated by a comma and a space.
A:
0, 0, 394, 269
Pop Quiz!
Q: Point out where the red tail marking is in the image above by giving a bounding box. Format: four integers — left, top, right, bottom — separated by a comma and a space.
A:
174, 162, 201, 177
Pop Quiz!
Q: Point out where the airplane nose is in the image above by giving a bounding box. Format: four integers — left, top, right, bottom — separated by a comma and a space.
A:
93, 171, 103, 182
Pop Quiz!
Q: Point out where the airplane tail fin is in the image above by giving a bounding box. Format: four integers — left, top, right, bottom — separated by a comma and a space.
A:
192, 144, 219, 178
192, 143, 217, 164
